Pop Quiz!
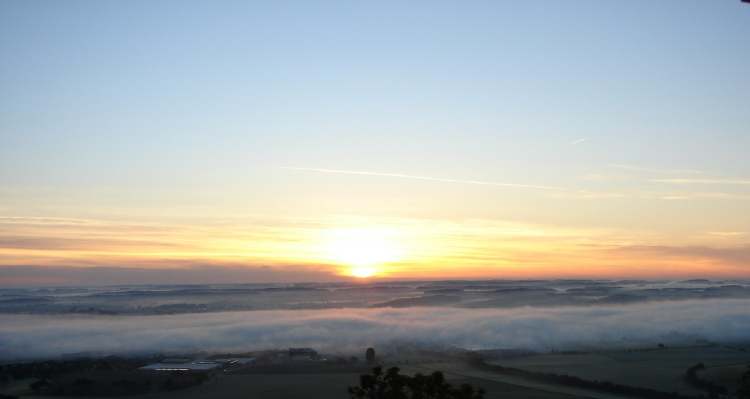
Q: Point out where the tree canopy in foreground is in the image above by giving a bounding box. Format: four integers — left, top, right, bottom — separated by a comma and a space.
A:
349, 366, 484, 399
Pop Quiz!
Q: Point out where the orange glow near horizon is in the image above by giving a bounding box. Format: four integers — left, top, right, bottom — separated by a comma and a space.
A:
0, 215, 749, 282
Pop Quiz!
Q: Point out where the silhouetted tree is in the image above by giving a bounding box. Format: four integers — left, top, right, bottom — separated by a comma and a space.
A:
738, 366, 750, 399
348, 366, 484, 399
366, 348, 376, 364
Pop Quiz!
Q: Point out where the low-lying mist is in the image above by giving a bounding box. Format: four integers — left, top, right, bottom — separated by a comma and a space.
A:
2, 299, 749, 360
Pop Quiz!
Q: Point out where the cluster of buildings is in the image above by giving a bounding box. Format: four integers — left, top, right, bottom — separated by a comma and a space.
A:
139, 348, 322, 373
139, 357, 256, 373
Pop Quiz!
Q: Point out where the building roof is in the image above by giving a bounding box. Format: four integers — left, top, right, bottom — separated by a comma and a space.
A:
139, 360, 221, 371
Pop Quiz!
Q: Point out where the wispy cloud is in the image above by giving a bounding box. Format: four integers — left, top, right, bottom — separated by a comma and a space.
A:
283, 167, 750, 203
708, 231, 747, 237
0, 216, 101, 226
0, 264, 340, 286
655, 192, 750, 200
549, 190, 628, 200
282, 167, 568, 192
569, 138, 587, 145
607, 164, 705, 175
588, 165, 750, 199
613, 244, 750, 265
650, 178, 750, 185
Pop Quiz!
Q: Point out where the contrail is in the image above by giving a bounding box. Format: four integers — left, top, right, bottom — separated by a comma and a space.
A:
282, 167, 568, 192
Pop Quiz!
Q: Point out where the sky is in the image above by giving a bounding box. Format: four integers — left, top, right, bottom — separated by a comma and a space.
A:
1, 0, 749, 285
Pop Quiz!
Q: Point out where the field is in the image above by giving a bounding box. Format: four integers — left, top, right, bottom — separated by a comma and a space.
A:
4, 370, 582, 399
487, 345, 750, 395
701, 363, 750, 393
147, 372, 579, 399
2, 357, 588, 399
4, 345, 749, 399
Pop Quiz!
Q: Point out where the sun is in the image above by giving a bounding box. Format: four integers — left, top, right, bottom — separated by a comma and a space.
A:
350, 266, 377, 278
323, 228, 402, 278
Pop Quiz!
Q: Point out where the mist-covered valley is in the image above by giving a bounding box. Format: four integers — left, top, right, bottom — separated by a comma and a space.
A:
2, 279, 750, 361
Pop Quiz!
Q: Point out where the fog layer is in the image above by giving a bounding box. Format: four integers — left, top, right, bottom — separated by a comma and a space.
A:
1, 299, 749, 360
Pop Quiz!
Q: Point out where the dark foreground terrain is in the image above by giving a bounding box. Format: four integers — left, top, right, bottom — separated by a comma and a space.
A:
2, 344, 749, 399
